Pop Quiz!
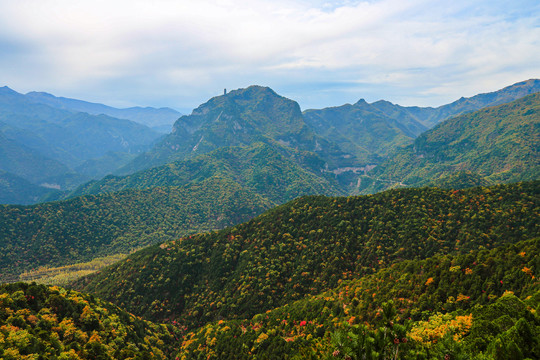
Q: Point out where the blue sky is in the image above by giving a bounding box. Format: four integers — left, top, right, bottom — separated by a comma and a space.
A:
0, 0, 539, 113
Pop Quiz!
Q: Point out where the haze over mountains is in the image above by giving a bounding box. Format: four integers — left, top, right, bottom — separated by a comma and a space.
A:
0, 86, 174, 203
25, 90, 181, 133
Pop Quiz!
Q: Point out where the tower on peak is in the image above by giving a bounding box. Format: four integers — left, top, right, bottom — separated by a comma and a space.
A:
224, 88, 227, 95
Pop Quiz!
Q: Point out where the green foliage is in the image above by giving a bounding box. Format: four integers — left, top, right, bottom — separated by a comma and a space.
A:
363, 93, 540, 193
428, 170, 493, 190
0, 176, 271, 282
75, 181, 539, 329
303, 100, 424, 164
0, 282, 177, 359
171, 237, 539, 359
68, 142, 343, 204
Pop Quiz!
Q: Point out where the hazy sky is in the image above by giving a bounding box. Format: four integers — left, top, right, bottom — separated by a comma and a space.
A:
1, 0, 539, 113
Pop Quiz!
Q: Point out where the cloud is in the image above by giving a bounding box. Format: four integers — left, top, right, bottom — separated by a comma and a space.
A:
0, 0, 539, 110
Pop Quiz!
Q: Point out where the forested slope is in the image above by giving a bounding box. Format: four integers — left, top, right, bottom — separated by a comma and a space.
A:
0, 176, 271, 282
361, 92, 540, 193
0, 282, 177, 359
174, 238, 539, 359
68, 142, 343, 203
74, 181, 539, 329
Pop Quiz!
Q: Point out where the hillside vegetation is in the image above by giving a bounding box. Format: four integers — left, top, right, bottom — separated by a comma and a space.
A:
74, 181, 539, 329
0, 282, 177, 359
68, 142, 343, 203
0, 176, 271, 282
174, 238, 539, 359
361, 92, 540, 194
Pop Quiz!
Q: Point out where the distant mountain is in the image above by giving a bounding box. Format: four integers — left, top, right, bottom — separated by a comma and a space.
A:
68, 142, 343, 204
370, 78, 540, 128
303, 99, 427, 163
0, 176, 271, 282
73, 181, 538, 328
361, 92, 540, 193
120, 86, 358, 176
302, 79, 540, 168
0, 86, 162, 199
25, 90, 181, 132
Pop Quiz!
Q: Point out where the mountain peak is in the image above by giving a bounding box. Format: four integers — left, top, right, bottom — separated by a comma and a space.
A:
354, 98, 369, 105
0, 86, 19, 95
223, 85, 279, 99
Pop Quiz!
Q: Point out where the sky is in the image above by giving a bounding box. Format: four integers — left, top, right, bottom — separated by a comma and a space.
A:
0, 0, 539, 113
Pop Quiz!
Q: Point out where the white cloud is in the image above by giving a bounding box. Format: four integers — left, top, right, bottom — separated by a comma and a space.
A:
0, 0, 538, 109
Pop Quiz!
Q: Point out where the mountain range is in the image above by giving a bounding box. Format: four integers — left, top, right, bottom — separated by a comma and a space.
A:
25, 90, 181, 132
2, 79, 539, 205
0, 79, 538, 274
0, 86, 169, 203
360, 92, 540, 193
0, 79, 539, 359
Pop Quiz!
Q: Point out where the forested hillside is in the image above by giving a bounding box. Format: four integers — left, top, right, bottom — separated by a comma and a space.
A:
361, 92, 540, 194
74, 181, 539, 330
303, 99, 425, 163
68, 142, 343, 203
0, 177, 271, 282
0, 282, 177, 359
173, 238, 539, 359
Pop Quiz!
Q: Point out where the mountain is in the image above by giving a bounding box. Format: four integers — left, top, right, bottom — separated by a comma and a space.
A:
174, 238, 539, 359
0, 86, 162, 199
370, 78, 540, 128
73, 181, 539, 329
0, 282, 177, 359
303, 99, 427, 163
119, 86, 358, 176
0, 176, 271, 283
0, 89, 161, 168
302, 79, 540, 168
360, 92, 540, 193
25, 90, 181, 132
68, 142, 343, 204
